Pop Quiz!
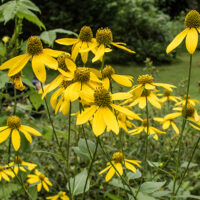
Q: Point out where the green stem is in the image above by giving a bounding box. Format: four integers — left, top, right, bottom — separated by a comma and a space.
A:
175, 135, 200, 195
145, 94, 149, 165
99, 139, 137, 199
172, 54, 192, 195
82, 137, 99, 200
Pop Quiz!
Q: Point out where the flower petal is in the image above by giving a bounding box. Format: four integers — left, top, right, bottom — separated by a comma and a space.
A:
20, 125, 41, 136
11, 129, 21, 151
56, 38, 78, 45
40, 53, 58, 70
105, 166, 115, 182
186, 28, 198, 54
111, 74, 133, 87
0, 128, 11, 143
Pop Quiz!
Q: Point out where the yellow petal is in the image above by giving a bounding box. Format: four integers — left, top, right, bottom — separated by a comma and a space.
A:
92, 44, 105, 63
0, 128, 11, 143
37, 183, 42, 192
171, 122, 179, 134
66, 82, 81, 102
102, 78, 110, 90
115, 163, 123, 176
111, 42, 135, 53
20, 125, 41, 136
43, 48, 66, 57
162, 121, 170, 129
40, 53, 58, 70
138, 97, 146, 109
111, 74, 133, 87
148, 94, 161, 109
71, 41, 82, 61
105, 166, 115, 182
166, 28, 189, 54
65, 58, 76, 72
76, 105, 97, 125
42, 181, 49, 192
20, 129, 32, 143
145, 83, 155, 90
111, 92, 132, 101
99, 165, 111, 175
32, 55, 46, 83
8, 54, 31, 77
102, 107, 119, 134
153, 83, 176, 91
11, 129, 21, 151
130, 86, 144, 100
50, 88, 63, 109
80, 42, 88, 64
56, 38, 78, 45
186, 28, 198, 54
92, 108, 106, 136
125, 162, 137, 173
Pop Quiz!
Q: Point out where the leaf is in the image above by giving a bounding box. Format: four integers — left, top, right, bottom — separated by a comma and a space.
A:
73, 147, 90, 160
106, 193, 122, 200
181, 161, 198, 168
0, 183, 20, 200
0, 42, 6, 56
2, 1, 17, 24
109, 178, 131, 192
29, 90, 43, 110
19, 0, 41, 13
16, 6, 45, 29
137, 192, 156, 200
152, 190, 171, 198
0, 72, 9, 89
67, 169, 90, 196
52, 28, 78, 37
40, 31, 57, 47
127, 170, 141, 180
78, 138, 95, 155
28, 186, 38, 200
140, 181, 166, 194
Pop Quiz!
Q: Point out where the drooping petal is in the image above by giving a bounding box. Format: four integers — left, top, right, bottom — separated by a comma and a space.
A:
111, 42, 135, 53
37, 182, 42, 192
8, 54, 31, 77
56, 38, 79, 45
20, 129, 32, 143
105, 166, 115, 182
171, 122, 179, 134
65, 57, 76, 72
102, 107, 119, 134
92, 44, 105, 63
102, 78, 110, 90
43, 48, 66, 57
76, 105, 97, 125
0, 128, 11, 143
115, 163, 123, 176
92, 108, 106, 136
11, 129, 21, 151
124, 162, 137, 173
20, 125, 41, 136
71, 41, 82, 61
99, 165, 112, 175
162, 120, 170, 129
186, 28, 198, 54
80, 42, 88, 64
40, 53, 58, 70
111, 92, 132, 101
153, 83, 176, 91
111, 74, 133, 87
42, 181, 49, 192
166, 28, 189, 54
32, 55, 46, 83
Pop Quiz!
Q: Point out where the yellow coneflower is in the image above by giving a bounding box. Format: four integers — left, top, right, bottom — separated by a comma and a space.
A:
0, 165, 15, 182
0, 36, 63, 83
154, 113, 180, 134
175, 95, 200, 106
99, 152, 141, 182
92, 27, 135, 62
158, 89, 181, 103
129, 119, 166, 140
101, 65, 133, 89
27, 169, 52, 192
0, 116, 41, 151
46, 191, 69, 200
77, 87, 141, 136
167, 10, 200, 54
56, 26, 96, 64
8, 156, 37, 174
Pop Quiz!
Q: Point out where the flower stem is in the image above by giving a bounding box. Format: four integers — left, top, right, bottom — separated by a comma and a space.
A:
145, 94, 149, 165
172, 54, 192, 195
175, 135, 200, 195
82, 137, 99, 200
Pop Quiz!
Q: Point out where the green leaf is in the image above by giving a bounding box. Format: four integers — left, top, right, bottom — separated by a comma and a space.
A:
106, 193, 122, 200
29, 90, 42, 110
40, 30, 57, 47
140, 181, 166, 194
0, 183, 20, 200
52, 28, 78, 37
0, 72, 9, 89
28, 186, 38, 200
19, 0, 41, 13
127, 170, 141, 180
2, 1, 17, 24
16, 7, 45, 29
67, 168, 90, 196
181, 161, 198, 168
137, 192, 156, 200
0, 42, 6, 56
152, 190, 171, 198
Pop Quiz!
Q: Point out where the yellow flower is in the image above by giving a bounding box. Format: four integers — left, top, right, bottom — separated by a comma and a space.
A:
8, 156, 37, 174
175, 95, 200, 106
46, 191, 69, 200
92, 27, 135, 62
173, 102, 200, 130
2, 36, 9, 43
0, 36, 63, 83
27, 169, 52, 192
0, 116, 41, 151
128, 89, 161, 109
0, 165, 15, 182
77, 87, 141, 136
130, 74, 176, 99
158, 89, 181, 103
101, 65, 133, 89
56, 26, 96, 64
166, 10, 200, 54
154, 113, 180, 134
10, 71, 26, 91
129, 119, 165, 140
99, 152, 141, 182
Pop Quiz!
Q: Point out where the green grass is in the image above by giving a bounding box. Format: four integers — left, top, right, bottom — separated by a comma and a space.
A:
114, 53, 200, 98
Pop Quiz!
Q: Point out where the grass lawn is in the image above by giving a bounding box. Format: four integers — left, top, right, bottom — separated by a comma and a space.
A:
114, 53, 200, 98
